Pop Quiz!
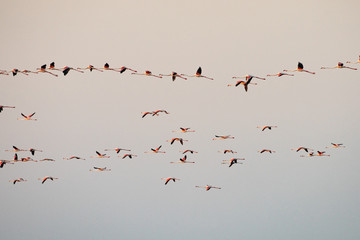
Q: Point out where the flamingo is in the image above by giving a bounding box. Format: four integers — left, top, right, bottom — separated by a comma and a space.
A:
227, 79, 257, 92
119, 66, 137, 74
152, 110, 169, 116
142, 111, 155, 118
122, 154, 137, 159
222, 158, 245, 167
39, 176, 58, 184
159, 72, 187, 81
104, 148, 131, 154
213, 135, 234, 140
321, 62, 357, 70
181, 67, 214, 80
195, 185, 221, 191
346, 55, 360, 64
283, 62, 315, 74
291, 147, 314, 153
258, 149, 276, 153
11, 69, 29, 76
91, 151, 110, 158
180, 149, 198, 154
10, 178, 26, 184
36, 64, 58, 77
77, 65, 104, 72
219, 149, 237, 154
173, 127, 195, 133
326, 143, 345, 149
39, 158, 56, 162
0, 160, 14, 168
167, 138, 188, 145
170, 155, 195, 164
161, 177, 180, 185
266, 72, 294, 77
29, 148, 43, 156
0, 105, 15, 113
257, 125, 278, 131
63, 156, 85, 160
18, 112, 37, 121
62, 66, 84, 76
102, 63, 121, 72
21, 157, 37, 162
5, 146, 27, 152
145, 145, 165, 153
132, 70, 162, 78
315, 151, 330, 157
89, 167, 111, 171
232, 74, 266, 81
12, 153, 20, 162
300, 152, 315, 157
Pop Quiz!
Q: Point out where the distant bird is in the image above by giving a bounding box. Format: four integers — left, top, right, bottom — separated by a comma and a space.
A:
266, 72, 294, 77
321, 62, 357, 70
104, 148, 131, 154
326, 143, 345, 149
145, 145, 165, 153
89, 167, 111, 171
119, 66, 137, 74
180, 149, 198, 154
228, 78, 257, 92
12, 153, 19, 162
257, 125, 278, 131
222, 158, 245, 167
77, 65, 104, 72
159, 72, 187, 81
39, 176, 58, 184
170, 155, 195, 164
10, 178, 26, 184
18, 112, 37, 121
173, 127, 195, 133
39, 158, 56, 162
291, 147, 314, 153
11, 69, 29, 76
63, 156, 85, 160
346, 55, 360, 65
0, 160, 14, 168
102, 63, 121, 72
132, 70, 162, 78
91, 151, 110, 158
122, 154, 137, 159
62, 66, 84, 76
152, 109, 169, 116
315, 151, 330, 157
0, 105, 15, 113
283, 62, 315, 74
37, 64, 58, 77
219, 149, 237, 154
161, 177, 180, 185
195, 185, 221, 191
29, 148, 42, 156
5, 146, 27, 152
213, 135, 234, 140
167, 138, 188, 145
300, 152, 315, 157
21, 157, 37, 162
232, 74, 266, 81
258, 149, 275, 154
142, 111, 155, 118
181, 67, 214, 80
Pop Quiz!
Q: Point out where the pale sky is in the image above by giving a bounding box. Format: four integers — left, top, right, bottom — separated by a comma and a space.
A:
1, 1, 360, 239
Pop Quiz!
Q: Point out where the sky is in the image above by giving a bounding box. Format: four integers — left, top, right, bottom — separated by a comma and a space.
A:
1, 0, 360, 239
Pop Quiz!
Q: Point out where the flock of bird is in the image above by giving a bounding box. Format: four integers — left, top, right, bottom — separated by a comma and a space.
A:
1, 55, 356, 189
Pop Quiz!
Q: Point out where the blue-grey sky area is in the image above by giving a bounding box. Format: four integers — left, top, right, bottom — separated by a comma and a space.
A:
1, 1, 359, 239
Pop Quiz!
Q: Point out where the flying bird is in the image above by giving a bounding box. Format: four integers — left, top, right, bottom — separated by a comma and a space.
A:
121, 154, 138, 159
104, 148, 131, 154
222, 158, 245, 167
63, 156, 85, 160
37, 64, 58, 77
119, 66, 137, 74
291, 147, 314, 153
180, 149, 198, 154
167, 138, 188, 145
0, 105, 15, 113
170, 155, 195, 164
321, 62, 357, 70
9, 178, 26, 185
326, 143, 345, 148
145, 145, 165, 153
257, 125, 278, 131
219, 149, 237, 154
18, 112, 37, 121
89, 167, 111, 171
29, 148, 43, 156
132, 70, 162, 78
283, 62, 315, 74
213, 135, 234, 140
161, 177, 180, 185
195, 185, 221, 191
266, 72, 294, 77
39, 176, 58, 184
258, 149, 276, 154
181, 67, 214, 80
5, 146, 27, 152
91, 151, 110, 158
77, 65, 104, 72
159, 72, 187, 81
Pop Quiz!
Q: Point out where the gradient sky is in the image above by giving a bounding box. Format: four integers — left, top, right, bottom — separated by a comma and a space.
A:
1, 1, 360, 239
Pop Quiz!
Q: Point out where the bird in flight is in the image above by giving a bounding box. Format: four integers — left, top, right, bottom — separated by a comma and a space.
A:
91, 151, 110, 158
9, 178, 27, 185
29, 148, 43, 156
77, 65, 104, 72
257, 125, 278, 131
195, 185, 221, 191
266, 72, 294, 77
219, 149, 237, 154
228, 77, 258, 92
283, 62, 315, 74
89, 167, 111, 171
326, 143, 345, 149
170, 155, 195, 164
258, 149, 276, 154
18, 112, 37, 121
291, 147, 314, 153
321, 62, 357, 70
222, 158, 245, 167
5, 146, 27, 152
213, 135, 234, 140
161, 177, 180, 185
180, 149, 198, 154
63, 156, 85, 160
0, 105, 15, 113
104, 148, 131, 154
145, 145, 165, 153
132, 70, 162, 78
159, 72, 187, 81
173, 127, 195, 133
37, 64, 58, 77
167, 138, 188, 145
121, 154, 138, 159
39, 176, 58, 184
181, 67, 214, 80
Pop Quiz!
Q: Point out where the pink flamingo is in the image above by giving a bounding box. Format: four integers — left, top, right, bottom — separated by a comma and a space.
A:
121, 154, 137, 159
213, 135, 234, 140
37, 64, 58, 77
283, 62, 315, 74
170, 155, 195, 164
39, 176, 58, 184
9, 178, 27, 184
29, 148, 43, 156
219, 149, 237, 154
257, 125, 278, 131
222, 158, 245, 167
91, 151, 110, 158
0, 105, 15, 113
104, 148, 131, 154
321, 62, 357, 70
18, 112, 37, 121
5, 146, 27, 152
63, 156, 85, 160
326, 143, 345, 149
258, 149, 276, 154
181, 67, 213, 80
159, 72, 187, 81
291, 147, 314, 153
161, 177, 180, 185
77, 65, 104, 72
195, 185, 221, 191
173, 127, 195, 133
180, 149, 198, 154
132, 70, 162, 78
145, 145, 165, 153
89, 167, 111, 171
119, 66, 137, 74
167, 138, 188, 145
266, 72, 294, 77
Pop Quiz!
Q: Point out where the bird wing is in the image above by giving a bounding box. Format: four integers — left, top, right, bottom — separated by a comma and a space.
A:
196, 67, 202, 75
298, 62, 304, 70
63, 67, 70, 76
29, 112, 36, 117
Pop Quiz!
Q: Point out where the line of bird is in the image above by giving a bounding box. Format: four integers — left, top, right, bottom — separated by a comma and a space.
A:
0, 57, 359, 92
